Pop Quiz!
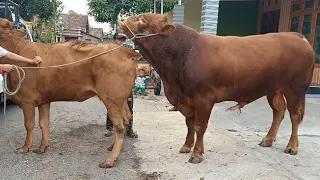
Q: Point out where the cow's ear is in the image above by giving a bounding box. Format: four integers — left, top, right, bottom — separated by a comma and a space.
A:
160, 24, 176, 35
127, 49, 142, 60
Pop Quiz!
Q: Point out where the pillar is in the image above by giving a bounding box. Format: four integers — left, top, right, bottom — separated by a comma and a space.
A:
200, 0, 220, 35
172, 4, 184, 24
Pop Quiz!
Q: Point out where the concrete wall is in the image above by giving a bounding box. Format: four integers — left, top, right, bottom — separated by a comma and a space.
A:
167, 11, 173, 24
184, 1, 202, 32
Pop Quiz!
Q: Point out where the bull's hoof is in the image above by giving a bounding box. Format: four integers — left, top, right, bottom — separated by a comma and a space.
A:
284, 147, 298, 155
258, 138, 274, 147
179, 145, 191, 153
99, 162, 113, 168
188, 154, 203, 164
14, 147, 29, 154
33, 145, 49, 154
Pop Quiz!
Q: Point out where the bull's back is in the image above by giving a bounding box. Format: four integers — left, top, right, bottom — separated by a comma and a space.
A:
195, 32, 314, 101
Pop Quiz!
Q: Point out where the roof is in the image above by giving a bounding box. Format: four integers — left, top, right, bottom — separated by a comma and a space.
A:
59, 13, 89, 32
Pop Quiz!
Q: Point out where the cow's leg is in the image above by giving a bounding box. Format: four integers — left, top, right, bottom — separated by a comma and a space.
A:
107, 102, 130, 151
179, 116, 195, 153
283, 92, 305, 155
15, 104, 35, 153
99, 99, 127, 168
189, 99, 213, 164
33, 103, 51, 154
259, 91, 286, 147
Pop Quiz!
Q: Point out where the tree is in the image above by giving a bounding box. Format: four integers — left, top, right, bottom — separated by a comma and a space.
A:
68, 10, 78, 15
17, 0, 64, 43
87, 0, 177, 26
12, 0, 63, 21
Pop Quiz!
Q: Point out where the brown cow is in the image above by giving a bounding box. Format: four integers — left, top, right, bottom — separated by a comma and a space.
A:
0, 18, 141, 168
119, 13, 315, 164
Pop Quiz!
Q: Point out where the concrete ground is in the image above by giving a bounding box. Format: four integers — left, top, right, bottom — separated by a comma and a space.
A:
0, 92, 320, 180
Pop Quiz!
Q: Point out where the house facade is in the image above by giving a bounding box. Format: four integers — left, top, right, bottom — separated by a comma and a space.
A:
167, 0, 320, 86
56, 13, 103, 43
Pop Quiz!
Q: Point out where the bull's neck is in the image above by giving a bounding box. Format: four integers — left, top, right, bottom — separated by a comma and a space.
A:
134, 25, 197, 86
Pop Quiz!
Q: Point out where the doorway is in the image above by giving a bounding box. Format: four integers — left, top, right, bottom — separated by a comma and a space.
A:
259, 10, 280, 34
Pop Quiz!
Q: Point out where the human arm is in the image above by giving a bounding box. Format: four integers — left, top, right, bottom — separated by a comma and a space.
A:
0, 64, 14, 72
0, 46, 41, 65
4, 51, 42, 65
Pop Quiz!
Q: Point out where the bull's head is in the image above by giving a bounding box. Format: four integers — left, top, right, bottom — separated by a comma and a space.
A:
119, 13, 176, 38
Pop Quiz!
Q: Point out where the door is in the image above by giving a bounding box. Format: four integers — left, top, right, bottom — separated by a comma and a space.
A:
259, 10, 280, 34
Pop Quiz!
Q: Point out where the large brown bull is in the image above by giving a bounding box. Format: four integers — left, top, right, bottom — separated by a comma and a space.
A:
119, 13, 315, 164
0, 18, 141, 168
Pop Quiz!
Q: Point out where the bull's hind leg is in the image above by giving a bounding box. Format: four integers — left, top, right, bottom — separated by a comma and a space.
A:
15, 104, 36, 154
259, 91, 286, 147
283, 92, 305, 155
99, 99, 127, 168
33, 103, 51, 154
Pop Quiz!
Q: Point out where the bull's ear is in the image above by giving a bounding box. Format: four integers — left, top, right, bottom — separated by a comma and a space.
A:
160, 24, 176, 35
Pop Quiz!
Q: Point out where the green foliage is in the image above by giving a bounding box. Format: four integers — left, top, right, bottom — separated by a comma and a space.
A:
20, 0, 64, 43
12, 0, 63, 20
87, 0, 177, 25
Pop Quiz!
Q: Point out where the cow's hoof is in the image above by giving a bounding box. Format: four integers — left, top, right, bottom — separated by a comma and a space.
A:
258, 138, 273, 147
179, 146, 191, 153
99, 162, 113, 168
14, 147, 29, 154
33, 145, 49, 154
284, 147, 298, 155
188, 155, 203, 164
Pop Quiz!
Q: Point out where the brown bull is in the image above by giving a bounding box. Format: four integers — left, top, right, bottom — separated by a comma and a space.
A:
119, 13, 315, 164
0, 18, 141, 168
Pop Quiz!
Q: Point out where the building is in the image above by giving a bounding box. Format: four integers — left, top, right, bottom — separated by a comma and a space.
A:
165, 0, 320, 86
56, 13, 103, 43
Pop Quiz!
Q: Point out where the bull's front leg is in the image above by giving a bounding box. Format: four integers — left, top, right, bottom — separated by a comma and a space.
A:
33, 103, 51, 154
188, 99, 214, 164
178, 104, 195, 153
15, 103, 36, 154
179, 116, 195, 153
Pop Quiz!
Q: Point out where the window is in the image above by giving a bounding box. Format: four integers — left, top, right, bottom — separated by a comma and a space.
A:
304, 0, 314, 8
292, 3, 301, 11
290, 17, 299, 32
268, 0, 271, 6
290, 0, 320, 63
302, 14, 312, 40
313, 13, 320, 63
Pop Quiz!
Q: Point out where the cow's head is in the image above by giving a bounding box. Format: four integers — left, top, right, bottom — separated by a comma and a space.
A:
119, 13, 176, 38
0, 18, 27, 51
0, 18, 13, 35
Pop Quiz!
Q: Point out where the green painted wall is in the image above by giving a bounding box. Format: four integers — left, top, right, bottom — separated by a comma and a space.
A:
217, 0, 260, 36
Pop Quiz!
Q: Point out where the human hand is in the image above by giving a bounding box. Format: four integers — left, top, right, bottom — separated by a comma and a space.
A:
0, 64, 15, 72
30, 56, 42, 65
